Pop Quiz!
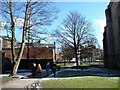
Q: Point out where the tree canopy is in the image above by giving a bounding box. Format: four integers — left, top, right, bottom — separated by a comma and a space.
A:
55, 11, 98, 66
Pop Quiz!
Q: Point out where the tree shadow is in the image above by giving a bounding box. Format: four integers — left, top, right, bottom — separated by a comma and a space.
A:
49, 65, 120, 78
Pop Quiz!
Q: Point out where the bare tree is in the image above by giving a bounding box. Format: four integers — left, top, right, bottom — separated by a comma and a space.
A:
61, 44, 75, 62
0, 0, 58, 77
55, 11, 97, 66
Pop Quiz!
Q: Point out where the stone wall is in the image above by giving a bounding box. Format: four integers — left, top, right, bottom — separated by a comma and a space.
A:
103, 1, 120, 70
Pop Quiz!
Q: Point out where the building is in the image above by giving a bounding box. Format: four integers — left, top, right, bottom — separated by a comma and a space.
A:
103, 1, 120, 70
0, 36, 17, 48
81, 45, 103, 62
0, 36, 2, 51
56, 53, 63, 62
2, 41, 56, 73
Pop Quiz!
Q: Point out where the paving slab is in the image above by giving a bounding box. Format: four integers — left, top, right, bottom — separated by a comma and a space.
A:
2, 78, 40, 88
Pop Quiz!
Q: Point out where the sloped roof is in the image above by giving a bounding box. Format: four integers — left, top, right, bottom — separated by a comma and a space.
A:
2, 47, 53, 60
17, 42, 55, 48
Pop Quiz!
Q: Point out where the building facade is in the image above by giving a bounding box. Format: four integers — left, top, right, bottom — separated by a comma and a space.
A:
2, 41, 56, 73
0, 36, 2, 51
103, 1, 120, 70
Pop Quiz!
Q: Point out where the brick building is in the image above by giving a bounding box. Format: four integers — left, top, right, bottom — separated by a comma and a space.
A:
2, 41, 55, 72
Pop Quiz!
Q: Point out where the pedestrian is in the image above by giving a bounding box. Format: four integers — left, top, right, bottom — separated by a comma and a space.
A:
51, 62, 57, 77
45, 62, 50, 77
37, 64, 42, 78
31, 63, 37, 78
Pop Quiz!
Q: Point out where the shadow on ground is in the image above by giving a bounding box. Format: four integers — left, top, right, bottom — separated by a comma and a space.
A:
48, 65, 120, 78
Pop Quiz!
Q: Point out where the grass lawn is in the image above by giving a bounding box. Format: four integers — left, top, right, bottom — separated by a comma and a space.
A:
40, 76, 119, 88
57, 61, 104, 67
0, 76, 13, 84
90, 61, 104, 65
57, 62, 75, 67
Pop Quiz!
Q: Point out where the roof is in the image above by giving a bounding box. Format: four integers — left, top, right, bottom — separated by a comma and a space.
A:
39, 43, 55, 48
2, 47, 53, 60
17, 42, 55, 48
0, 36, 16, 41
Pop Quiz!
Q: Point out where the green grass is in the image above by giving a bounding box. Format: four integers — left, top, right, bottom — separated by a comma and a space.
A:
0, 76, 13, 84
57, 61, 104, 67
57, 62, 75, 67
80, 62, 90, 66
40, 76, 119, 88
90, 61, 104, 65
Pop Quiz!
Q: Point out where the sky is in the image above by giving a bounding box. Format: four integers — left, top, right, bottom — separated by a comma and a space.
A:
1, 1, 110, 49
47, 2, 109, 49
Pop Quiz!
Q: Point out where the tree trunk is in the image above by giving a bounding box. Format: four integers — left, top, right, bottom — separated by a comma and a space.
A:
73, 22, 79, 67
9, 0, 16, 76
75, 48, 78, 66
12, 41, 26, 76
10, 28, 16, 76
80, 55, 82, 65
11, 0, 30, 77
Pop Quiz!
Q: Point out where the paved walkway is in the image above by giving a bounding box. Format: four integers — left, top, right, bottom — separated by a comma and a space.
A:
0, 69, 53, 89
1, 78, 40, 89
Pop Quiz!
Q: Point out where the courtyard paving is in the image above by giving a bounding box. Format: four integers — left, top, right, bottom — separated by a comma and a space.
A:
1, 78, 40, 89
